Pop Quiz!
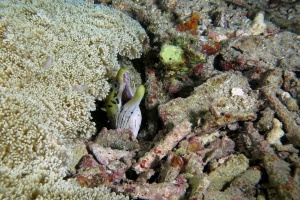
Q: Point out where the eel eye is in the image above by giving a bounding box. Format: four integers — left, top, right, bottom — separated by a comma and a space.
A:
113, 81, 120, 90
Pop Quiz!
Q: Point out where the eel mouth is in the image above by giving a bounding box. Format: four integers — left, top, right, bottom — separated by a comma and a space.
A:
121, 71, 133, 105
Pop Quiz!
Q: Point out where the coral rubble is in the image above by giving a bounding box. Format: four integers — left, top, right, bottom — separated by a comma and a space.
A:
158, 72, 259, 129
245, 122, 300, 199
133, 119, 191, 174
101, 0, 300, 198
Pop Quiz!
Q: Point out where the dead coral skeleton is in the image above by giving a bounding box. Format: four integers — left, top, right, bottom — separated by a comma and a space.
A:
71, 1, 300, 199
262, 87, 300, 147
245, 122, 300, 199
133, 119, 191, 174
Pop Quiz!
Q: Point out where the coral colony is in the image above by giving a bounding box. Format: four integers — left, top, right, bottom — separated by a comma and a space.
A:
0, 0, 146, 198
1, 0, 300, 199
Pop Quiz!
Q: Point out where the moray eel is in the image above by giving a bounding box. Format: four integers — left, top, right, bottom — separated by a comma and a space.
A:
105, 67, 145, 137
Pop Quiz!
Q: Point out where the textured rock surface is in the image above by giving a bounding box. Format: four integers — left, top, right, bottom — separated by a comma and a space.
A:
245, 122, 300, 199
94, 128, 140, 151
112, 176, 188, 200
225, 0, 300, 34
207, 154, 249, 191
218, 32, 300, 71
133, 119, 191, 174
158, 72, 259, 131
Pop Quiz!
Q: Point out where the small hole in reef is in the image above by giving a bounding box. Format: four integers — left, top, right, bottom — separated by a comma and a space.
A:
295, 71, 300, 79
90, 100, 109, 140
248, 80, 260, 90
148, 171, 160, 183
125, 167, 138, 180
214, 54, 224, 71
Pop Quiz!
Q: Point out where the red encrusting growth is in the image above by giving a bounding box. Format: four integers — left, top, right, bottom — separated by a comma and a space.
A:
145, 67, 159, 109
201, 42, 220, 55
188, 140, 201, 152
226, 32, 235, 39
170, 156, 184, 167
220, 60, 235, 71
154, 148, 162, 154
140, 159, 148, 170
225, 113, 231, 118
193, 63, 204, 77
176, 12, 199, 35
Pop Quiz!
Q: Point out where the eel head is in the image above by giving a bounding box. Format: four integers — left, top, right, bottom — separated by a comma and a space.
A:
105, 67, 145, 137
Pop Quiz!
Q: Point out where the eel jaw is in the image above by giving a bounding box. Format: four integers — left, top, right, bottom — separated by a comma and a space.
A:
121, 71, 133, 105
117, 85, 145, 137
105, 67, 145, 137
